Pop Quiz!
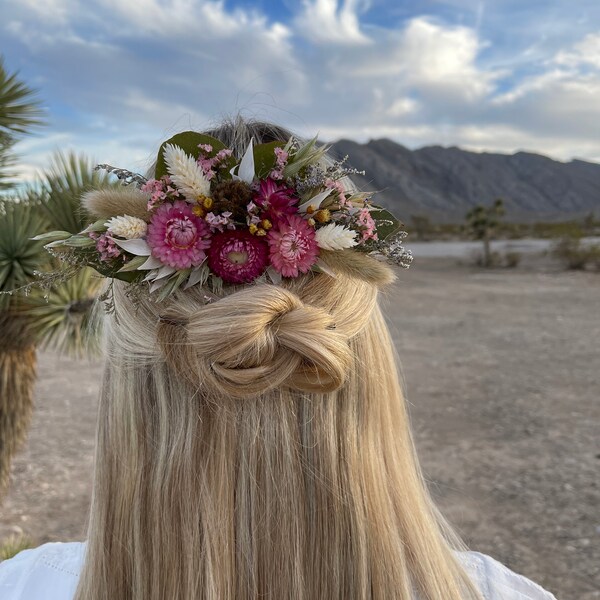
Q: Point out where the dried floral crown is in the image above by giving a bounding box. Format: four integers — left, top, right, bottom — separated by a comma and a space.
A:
35, 132, 412, 302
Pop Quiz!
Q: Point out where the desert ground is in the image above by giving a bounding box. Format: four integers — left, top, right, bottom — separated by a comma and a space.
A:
1, 254, 598, 599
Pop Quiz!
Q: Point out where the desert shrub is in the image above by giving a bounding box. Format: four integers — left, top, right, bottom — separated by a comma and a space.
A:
552, 236, 599, 270
504, 251, 521, 268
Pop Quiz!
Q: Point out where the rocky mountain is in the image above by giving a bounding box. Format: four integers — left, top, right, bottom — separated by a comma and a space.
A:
329, 138, 600, 223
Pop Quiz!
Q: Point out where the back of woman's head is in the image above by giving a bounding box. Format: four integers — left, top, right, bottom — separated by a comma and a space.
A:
76, 117, 480, 600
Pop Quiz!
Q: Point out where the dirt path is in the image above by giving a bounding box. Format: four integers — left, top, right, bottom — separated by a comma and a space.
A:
1, 259, 599, 598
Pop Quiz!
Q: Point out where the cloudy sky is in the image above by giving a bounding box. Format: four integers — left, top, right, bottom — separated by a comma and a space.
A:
3, 0, 600, 182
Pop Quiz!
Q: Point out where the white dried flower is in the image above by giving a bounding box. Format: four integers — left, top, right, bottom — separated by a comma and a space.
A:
104, 215, 148, 239
315, 223, 358, 250
163, 143, 211, 202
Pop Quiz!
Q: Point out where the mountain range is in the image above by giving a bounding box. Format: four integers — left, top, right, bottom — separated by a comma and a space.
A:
330, 138, 600, 223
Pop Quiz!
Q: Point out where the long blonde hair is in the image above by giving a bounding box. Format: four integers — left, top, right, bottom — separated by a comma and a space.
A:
75, 118, 480, 600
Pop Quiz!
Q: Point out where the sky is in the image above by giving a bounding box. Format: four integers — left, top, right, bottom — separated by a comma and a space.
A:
3, 0, 600, 182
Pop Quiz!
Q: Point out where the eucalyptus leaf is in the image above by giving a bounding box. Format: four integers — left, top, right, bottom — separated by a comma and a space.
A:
155, 131, 229, 179
253, 141, 285, 179
369, 205, 404, 241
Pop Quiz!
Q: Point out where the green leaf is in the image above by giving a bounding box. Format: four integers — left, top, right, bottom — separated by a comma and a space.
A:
31, 230, 71, 242
253, 141, 285, 179
62, 235, 96, 248
369, 205, 404, 241
81, 218, 108, 233
155, 131, 231, 179
117, 254, 149, 273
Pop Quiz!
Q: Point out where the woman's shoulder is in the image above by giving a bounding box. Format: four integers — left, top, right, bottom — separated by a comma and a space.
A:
457, 551, 557, 599
0, 541, 85, 600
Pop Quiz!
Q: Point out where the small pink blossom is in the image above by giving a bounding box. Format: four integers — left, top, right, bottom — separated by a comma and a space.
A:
356, 207, 378, 241
147, 200, 212, 269
89, 231, 121, 262
267, 214, 319, 278
141, 175, 180, 211
270, 147, 289, 180
325, 178, 347, 206
253, 178, 298, 224
205, 211, 235, 233
197, 146, 233, 180
207, 230, 269, 283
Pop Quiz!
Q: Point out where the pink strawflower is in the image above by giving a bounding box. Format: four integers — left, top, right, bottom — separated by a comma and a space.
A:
147, 200, 211, 269
89, 231, 122, 262
267, 214, 319, 278
207, 229, 269, 283
253, 178, 298, 224
356, 207, 378, 241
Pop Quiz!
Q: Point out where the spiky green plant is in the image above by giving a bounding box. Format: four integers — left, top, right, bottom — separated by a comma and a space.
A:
0, 151, 114, 500
0, 199, 49, 496
0, 56, 44, 189
465, 198, 505, 267
38, 151, 112, 233
0, 533, 34, 561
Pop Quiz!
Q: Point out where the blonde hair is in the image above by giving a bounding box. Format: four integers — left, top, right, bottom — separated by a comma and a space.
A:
75, 117, 480, 600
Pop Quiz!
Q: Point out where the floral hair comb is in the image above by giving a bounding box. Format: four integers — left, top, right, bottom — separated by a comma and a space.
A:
36, 132, 412, 302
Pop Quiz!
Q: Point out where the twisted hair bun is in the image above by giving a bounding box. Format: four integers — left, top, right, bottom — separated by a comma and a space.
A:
158, 285, 354, 399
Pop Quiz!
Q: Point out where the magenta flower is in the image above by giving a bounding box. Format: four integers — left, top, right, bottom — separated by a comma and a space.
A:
207, 229, 269, 284
267, 214, 319, 278
253, 178, 297, 224
147, 200, 211, 269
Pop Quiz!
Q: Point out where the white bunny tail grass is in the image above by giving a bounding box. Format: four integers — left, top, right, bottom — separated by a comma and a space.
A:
318, 249, 397, 288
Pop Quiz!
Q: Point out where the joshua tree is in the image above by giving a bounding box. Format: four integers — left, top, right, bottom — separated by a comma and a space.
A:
465, 198, 505, 267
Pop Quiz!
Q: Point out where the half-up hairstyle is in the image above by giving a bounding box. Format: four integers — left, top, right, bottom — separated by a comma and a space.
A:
75, 116, 481, 600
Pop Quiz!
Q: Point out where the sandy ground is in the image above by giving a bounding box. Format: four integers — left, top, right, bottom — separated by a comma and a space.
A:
1, 257, 598, 598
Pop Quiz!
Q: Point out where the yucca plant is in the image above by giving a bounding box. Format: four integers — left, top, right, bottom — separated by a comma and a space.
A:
0, 198, 48, 495
0, 152, 114, 500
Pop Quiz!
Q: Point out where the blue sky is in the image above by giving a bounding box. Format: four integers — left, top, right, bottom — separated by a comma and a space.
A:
3, 0, 600, 182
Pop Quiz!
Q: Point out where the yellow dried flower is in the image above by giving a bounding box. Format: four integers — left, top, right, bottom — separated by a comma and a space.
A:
314, 209, 331, 223
192, 205, 205, 217
256, 229, 267, 236
248, 223, 258, 234
201, 196, 213, 209
308, 217, 316, 227
261, 219, 272, 230
306, 205, 316, 214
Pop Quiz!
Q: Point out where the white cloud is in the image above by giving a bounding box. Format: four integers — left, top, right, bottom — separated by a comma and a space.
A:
294, 0, 371, 45
3, 0, 600, 177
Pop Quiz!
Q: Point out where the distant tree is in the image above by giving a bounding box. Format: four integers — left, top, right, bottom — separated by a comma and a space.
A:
410, 214, 433, 241
582, 211, 596, 235
465, 198, 505, 267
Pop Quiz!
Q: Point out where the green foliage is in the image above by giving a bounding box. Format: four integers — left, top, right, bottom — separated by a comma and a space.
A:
35, 152, 113, 234
552, 234, 600, 271
369, 205, 404, 241
0, 198, 49, 308
25, 268, 103, 357
465, 198, 505, 267
0, 56, 45, 189
465, 198, 505, 240
253, 140, 285, 178
154, 131, 234, 179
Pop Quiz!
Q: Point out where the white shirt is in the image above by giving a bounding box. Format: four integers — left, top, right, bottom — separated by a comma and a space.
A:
0, 541, 557, 599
